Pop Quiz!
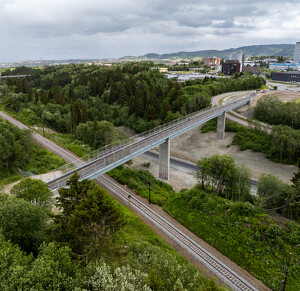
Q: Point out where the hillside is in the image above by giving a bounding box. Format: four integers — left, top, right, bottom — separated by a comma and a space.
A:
145, 44, 294, 60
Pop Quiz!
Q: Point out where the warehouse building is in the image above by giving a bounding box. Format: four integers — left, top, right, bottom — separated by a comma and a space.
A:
272, 72, 300, 82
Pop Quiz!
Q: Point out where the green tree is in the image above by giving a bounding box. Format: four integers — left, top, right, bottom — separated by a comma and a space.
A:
196, 157, 210, 189
235, 163, 251, 201
76, 120, 116, 149
291, 162, 300, 220
11, 178, 54, 210
0, 195, 48, 254
22, 242, 76, 290
197, 155, 236, 196
51, 173, 125, 260
258, 173, 298, 219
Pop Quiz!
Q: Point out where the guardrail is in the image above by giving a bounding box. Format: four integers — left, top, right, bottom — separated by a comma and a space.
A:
47, 93, 255, 190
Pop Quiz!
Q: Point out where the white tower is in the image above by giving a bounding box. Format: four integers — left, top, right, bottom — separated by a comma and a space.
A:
229, 51, 244, 72
293, 42, 300, 65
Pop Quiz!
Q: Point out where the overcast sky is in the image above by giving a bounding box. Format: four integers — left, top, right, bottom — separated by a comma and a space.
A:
1, 0, 300, 62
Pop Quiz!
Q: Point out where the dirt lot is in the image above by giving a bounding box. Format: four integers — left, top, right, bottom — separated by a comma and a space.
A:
237, 90, 300, 117
131, 91, 299, 190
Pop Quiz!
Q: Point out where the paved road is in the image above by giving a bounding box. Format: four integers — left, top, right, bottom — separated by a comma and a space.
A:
0, 109, 264, 291
143, 151, 258, 188
267, 81, 300, 92
211, 91, 272, 133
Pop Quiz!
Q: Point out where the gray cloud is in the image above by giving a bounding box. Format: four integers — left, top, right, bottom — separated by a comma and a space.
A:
0, 0, 299, 62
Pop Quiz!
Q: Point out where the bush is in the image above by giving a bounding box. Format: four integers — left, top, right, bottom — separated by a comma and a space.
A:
0, 195, 48, 254
230, 202, 257, 217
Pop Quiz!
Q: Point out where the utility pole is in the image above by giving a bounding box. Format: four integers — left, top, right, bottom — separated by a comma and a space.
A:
280, 253, 292, 291
147, 172, 151, 204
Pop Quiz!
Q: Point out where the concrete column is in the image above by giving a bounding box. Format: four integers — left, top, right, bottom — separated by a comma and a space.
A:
159, 138, 170, 180
217, 112, 226, 140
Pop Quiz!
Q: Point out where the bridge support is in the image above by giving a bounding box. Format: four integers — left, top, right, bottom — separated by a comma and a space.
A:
159, 138, 170, 180
217, 112, 226, 140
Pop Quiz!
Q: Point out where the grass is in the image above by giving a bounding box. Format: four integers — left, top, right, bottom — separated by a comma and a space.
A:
218, 95, 233, 105
108, 166, 175, 206
109, 166, 300, 290
0, 144, 65, 188
23, 144, 66, 174
0, 172, 23, 187
39, 131, 92, 158
163, 188, 300, 291
295, 98, 300, 104
109, 192, 225, 291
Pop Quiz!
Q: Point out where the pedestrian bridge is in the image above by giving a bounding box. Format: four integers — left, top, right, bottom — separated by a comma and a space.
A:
46, 92, 256, 191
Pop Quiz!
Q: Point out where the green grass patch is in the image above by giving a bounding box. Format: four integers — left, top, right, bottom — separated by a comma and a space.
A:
108, 166, 175, 206
162, 188, 300, 290
116, 205, 222, 290
41, 132, 91, 158
201, 118, 217, 133
23, 144, 66, 174
0, 172, 22, 187
0, 144, 65, 187
295, 98, 300, 104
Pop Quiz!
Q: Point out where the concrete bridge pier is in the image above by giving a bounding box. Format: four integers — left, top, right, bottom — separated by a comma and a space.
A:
159, 138, 170, 180
217, 112, 226, 140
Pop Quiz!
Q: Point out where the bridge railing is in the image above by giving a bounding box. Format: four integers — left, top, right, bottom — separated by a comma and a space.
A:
46, 93, 255, 185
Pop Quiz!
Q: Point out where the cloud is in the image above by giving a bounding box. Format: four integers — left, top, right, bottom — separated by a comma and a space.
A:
0, 0, 299, 62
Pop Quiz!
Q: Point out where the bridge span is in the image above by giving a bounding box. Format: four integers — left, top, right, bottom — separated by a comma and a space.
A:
0, 74, 31, 79
47, 92, 256, 191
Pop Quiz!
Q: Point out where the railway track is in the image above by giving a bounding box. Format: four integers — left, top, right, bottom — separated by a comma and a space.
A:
0, 99, 262, 290
98, 174, 258, 291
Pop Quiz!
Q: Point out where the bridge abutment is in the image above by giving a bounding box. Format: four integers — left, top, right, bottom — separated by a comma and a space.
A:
159, 138, 170, 180
217, 112, 226, 140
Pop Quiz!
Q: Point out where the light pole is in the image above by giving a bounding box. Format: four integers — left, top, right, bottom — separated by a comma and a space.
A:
146, 172, 151, 204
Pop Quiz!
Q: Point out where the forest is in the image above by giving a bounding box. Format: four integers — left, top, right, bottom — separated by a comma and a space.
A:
0, 64, 265, 150
0, 172, 225, 290
3, 63, 296, 290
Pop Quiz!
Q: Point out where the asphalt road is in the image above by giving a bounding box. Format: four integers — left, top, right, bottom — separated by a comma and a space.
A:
143, 151, 258, 188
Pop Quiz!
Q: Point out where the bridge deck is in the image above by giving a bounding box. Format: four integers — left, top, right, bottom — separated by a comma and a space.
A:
47, 93, 255, 191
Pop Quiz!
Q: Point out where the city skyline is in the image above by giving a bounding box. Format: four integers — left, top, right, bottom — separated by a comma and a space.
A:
1, 0, 300, 62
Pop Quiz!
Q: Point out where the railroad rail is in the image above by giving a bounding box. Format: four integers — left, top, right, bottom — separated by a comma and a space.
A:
0, 104, 262, 290
98, 174, 258, 291
46, 93, 256, 191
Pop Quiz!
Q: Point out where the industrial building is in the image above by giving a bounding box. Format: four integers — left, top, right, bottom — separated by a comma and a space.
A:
272, 72, 300, 82
222, 60, 241, 75
269, 62, 300, 71
205, 57, 221, 66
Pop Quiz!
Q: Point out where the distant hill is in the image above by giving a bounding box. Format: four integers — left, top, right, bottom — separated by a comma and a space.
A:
145, 44, 295, 60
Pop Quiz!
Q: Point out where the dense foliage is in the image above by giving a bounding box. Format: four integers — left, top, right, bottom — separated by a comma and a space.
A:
258, 173, 300, 221
163, 188, 300, 290
11, 178, 54, 210
0, 173, 223, 290
254, 96, 300, 129
0, 195, 48, 254
196, 155, 252, 202
202, 118, 300, 164
50, 172, 126, 260
0, 64, 264, 143
0, 118, 32, 172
